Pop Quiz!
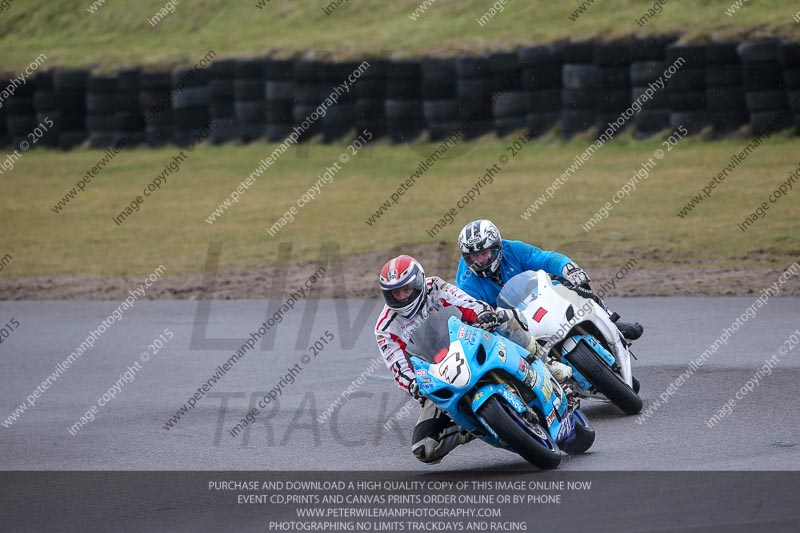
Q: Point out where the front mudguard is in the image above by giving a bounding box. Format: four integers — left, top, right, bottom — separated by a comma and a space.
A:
561, 334, 616, 390
471, 383, 527, 442
471, 383, 527, 414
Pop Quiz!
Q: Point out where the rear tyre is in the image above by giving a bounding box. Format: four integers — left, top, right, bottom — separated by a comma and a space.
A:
477, 396, 562, 469
564, 341, 643, 415
560, 409, 595, 455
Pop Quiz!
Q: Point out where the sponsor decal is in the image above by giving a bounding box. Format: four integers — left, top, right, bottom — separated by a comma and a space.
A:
524, 368, 538, 388
381, 344, 390, 352
482, 332, 490, 340
497, 340, 507, 361
541, 379, 553, 402
503, 389, 526, 412
474, 390, 485, 402
422, 378, 431, 383
377, 336, 387, 346
477, 415, 499, 440
557, 413, 574, 441
546, 410, 557, 426
533, 307, 548, 323
457, 325, 466, 338
416, 369, 427, 376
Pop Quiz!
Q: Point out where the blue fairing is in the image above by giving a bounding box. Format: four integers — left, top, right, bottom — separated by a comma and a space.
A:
409, 315, 576, 447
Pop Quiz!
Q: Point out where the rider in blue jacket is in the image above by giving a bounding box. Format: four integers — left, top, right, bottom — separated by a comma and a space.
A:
455, 219, 643, 341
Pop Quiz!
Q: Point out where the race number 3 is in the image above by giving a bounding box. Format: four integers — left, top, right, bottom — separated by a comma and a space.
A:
439, 350, 470, 387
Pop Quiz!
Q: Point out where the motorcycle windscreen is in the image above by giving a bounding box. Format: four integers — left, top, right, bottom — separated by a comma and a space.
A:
497, 270, 540, 309
406, 307, 461, 364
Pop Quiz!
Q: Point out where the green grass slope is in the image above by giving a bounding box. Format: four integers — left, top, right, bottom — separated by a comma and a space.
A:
1, 133, 798, 278
2, 0, 800, 71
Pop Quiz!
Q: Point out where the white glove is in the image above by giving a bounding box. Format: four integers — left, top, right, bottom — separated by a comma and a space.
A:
562, 262, 590, 287
408, 378, 424, 402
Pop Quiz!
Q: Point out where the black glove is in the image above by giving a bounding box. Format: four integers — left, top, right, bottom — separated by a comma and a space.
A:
476, 309, 501, 331
409, 378, 424, 402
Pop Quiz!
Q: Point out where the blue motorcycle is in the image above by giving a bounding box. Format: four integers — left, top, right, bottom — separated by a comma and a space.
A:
407, 308, 595, 469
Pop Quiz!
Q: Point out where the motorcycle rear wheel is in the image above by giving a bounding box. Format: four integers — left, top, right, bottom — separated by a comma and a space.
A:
560, 409, 595, 455
477, 396, 562, 469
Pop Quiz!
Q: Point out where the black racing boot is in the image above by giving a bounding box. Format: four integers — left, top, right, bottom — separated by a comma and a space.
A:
616, 321, 644, 341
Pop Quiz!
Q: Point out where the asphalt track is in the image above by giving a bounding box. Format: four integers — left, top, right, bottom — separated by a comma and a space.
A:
1, 297, 799, 472
2, 297, 800, 531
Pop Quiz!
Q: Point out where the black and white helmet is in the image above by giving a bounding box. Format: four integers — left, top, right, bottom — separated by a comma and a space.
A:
458, 220, 503, 278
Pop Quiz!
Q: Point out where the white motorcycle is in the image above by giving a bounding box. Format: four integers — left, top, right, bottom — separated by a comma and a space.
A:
497, 270, 642, 415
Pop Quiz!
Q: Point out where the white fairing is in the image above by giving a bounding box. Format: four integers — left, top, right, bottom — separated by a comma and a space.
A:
509, 270, 633, 387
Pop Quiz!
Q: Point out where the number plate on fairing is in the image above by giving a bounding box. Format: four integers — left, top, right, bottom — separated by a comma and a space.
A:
430, 341, 471, 388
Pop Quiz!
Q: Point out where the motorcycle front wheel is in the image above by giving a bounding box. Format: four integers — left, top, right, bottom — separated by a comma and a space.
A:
477, 396, 562, 469
565, 340, 642, 415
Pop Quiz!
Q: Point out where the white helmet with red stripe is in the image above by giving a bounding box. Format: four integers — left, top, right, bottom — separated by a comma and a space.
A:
379, 255, 427, 318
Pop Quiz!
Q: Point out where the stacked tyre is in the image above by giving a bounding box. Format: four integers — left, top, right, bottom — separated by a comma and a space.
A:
54, 69, 89, 149
139, 71, 175, 147
86, 75, 117, 148
355, 59, 387, 141
5, 76, 37, 151
519, 44, 562, 137
561, 42, 598, 137
704, 42, 747, 134
738, 39, 792, 135
207, 59, 237, 145
114, 68, 145, 147
264, 58, 295, 142
0, 84, 7, 148
31, 71, 59, 148
234, 60, 266, 143
293, 60, 324, 143
385, 60, 424, 143
665, 44, 709, 135
630, 38, 672, 137
781, 43, 800, 133
421, 58, 460, 141
594, 42, 633, 137
320, 61, 358, 143
172, 67, 210, 146
491, 52, 526, 136
457, 55, 494, 139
